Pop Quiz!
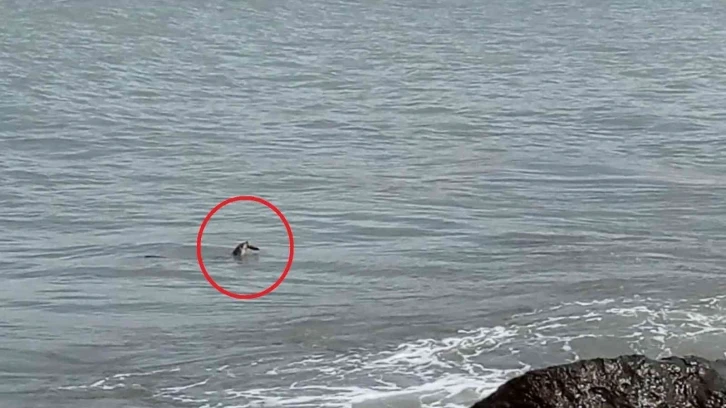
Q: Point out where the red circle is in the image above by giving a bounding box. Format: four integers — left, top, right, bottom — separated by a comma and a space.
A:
196, 195, 294, 300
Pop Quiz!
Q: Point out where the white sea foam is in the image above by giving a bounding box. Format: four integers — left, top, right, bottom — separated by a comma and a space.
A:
57, 294, 725, 407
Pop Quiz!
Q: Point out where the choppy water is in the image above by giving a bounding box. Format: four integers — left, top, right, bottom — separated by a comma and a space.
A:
2, 0, 726, 407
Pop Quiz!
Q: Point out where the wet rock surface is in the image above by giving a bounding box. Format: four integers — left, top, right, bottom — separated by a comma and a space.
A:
472, 354, 726, 408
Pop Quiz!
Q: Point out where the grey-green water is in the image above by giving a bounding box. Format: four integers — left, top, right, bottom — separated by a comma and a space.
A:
1, 0, 725, 407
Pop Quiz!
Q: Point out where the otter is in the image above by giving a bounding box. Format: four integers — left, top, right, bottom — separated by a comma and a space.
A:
232, 241, 260, 257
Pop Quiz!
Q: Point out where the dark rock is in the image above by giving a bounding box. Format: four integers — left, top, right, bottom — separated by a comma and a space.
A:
471, 354, 726, 408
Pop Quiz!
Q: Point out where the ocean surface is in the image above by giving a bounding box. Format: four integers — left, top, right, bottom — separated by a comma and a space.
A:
2, 0, 726, 407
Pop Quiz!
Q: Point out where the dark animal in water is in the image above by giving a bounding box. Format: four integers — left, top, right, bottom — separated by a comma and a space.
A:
232, 241, 260, 257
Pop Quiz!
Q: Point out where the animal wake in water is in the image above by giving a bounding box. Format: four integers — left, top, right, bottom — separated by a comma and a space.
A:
144, 241, 260, 259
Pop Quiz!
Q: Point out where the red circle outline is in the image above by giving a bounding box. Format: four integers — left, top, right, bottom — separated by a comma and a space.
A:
196, 196, 294, 300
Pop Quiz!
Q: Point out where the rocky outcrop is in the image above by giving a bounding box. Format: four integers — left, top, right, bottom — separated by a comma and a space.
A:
471, 354, 726, 408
